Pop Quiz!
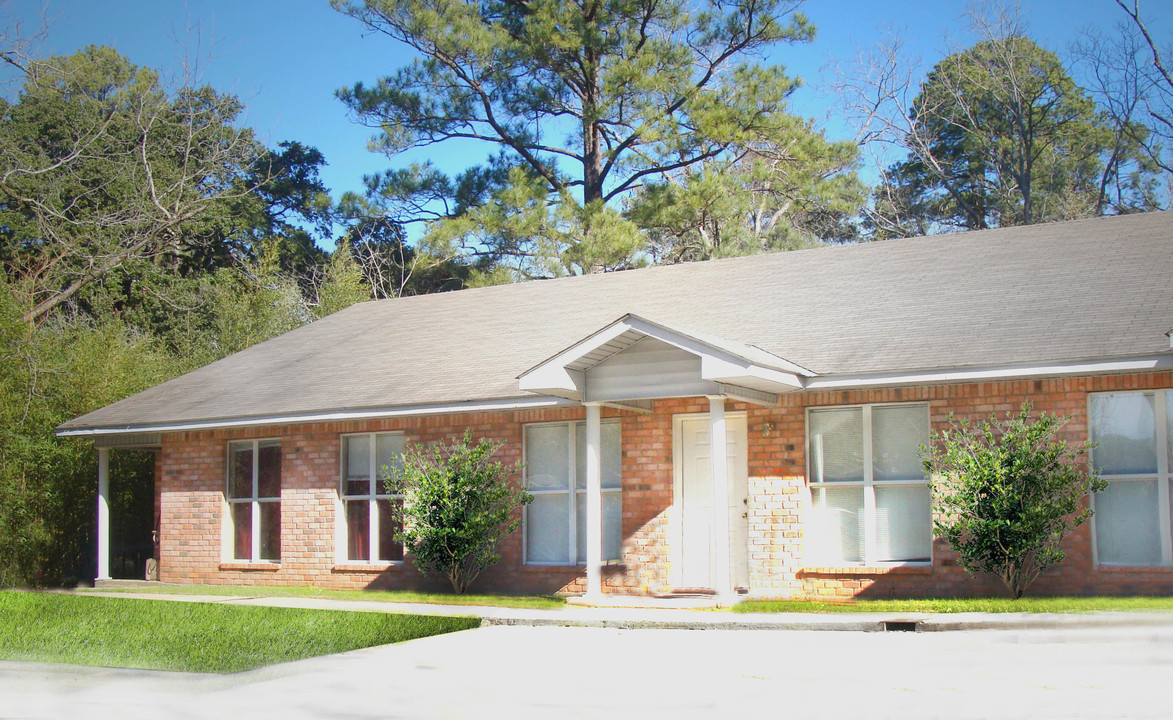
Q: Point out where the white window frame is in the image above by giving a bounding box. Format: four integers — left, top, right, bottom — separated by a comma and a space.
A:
225, 438, 281, 563
1090, 389, 1173, 566
339, 431, 405, 564
805, 402, 932, 566
522, 419, 622, 566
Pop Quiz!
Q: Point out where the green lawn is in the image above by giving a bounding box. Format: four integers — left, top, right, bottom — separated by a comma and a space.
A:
734, 596, 1173, 614
0, 591, 480, 673
83, 583, 565, 610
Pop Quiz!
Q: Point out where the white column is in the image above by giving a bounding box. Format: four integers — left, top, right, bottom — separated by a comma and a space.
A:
709, 396, 731, 601
584, 402, 603, 600
97, 447, 111, 581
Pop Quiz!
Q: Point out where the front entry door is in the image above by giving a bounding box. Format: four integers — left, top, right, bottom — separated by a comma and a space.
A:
674, 414, 749, 591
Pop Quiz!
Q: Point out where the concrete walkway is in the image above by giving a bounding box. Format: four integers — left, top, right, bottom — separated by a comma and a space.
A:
8, 623, 1173, 719
75, 589, 1173, 632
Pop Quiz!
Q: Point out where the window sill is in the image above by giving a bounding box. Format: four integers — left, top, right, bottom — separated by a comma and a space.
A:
219, 562, 280, 572
332, 563, 402, 573
522, 561, 626, 571
1097, 564, 1173, 573
801, 563, 933, 577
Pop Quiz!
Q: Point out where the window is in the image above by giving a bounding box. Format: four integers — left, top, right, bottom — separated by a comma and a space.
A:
341, 433, 405, 563
227, 439, 281, 562
1091, 390, 1172, 566
806, 404, 931, 564
524, 421, 622, 565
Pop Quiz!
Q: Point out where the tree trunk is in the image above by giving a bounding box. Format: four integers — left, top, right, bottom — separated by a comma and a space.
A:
579, 0, 605, 274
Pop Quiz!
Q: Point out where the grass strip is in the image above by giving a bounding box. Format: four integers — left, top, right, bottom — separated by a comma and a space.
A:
734, 596, 1173, 614
0, 591, 480, 673
82, 583, 565, 609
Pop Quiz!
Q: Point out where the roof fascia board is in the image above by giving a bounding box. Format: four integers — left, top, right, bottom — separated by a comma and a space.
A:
803, 354, 1173, 390
700, 354, 804, 390
517, 320, 635, 380
517, 366, 585, 397
716, 383, 780, 407
56, 397, 576, 438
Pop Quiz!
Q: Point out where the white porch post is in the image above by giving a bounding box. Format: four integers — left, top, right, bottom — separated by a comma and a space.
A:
97, 446, 111, 581
708, 396, 731, 602
584, 402, 603, 600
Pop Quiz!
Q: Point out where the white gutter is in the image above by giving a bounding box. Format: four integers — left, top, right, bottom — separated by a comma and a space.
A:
803, 354, 1173, 390
56, 396, 576, 438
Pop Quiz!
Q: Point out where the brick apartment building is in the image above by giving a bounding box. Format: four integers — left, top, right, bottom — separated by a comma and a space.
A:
59, 212, 1173, 600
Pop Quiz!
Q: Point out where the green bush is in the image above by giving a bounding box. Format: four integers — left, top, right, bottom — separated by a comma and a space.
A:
385, 430, 531, 594
924, 403, 1105, 598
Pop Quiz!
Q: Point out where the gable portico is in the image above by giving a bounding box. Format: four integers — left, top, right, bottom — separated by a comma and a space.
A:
518, 314, 809, 601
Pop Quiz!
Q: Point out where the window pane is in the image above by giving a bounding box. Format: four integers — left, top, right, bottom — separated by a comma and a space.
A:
228, 443, 253, 499
574, 422, 622, 490
874, 485, 932, 561
232, 503, 251, 560
574, 490, 623, 563
872, 405, 928, 482
259, 502, 281, 561
375, 434, 404, 493
808, 486, 863, 563
526, 425, 570, 490
1096, 480, 1162, 565
377, 499, 403, 562
1167, 393, 1172, 470
527, 494, 570, 563
346, 500, 370, 561
344, 436, 371, 496
1091, 393, 1157, 475
257, 441, 281, 499
808, 408, 863, 483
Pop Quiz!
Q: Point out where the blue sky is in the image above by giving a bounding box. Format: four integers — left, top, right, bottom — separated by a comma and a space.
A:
6, 0, 1169, 245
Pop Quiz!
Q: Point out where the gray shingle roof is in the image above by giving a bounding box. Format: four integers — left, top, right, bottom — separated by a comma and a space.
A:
60, 211, 1173, 432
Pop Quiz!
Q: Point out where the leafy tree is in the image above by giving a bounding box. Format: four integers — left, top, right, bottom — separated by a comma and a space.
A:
835, 9, 1162, 238
630, 139, 863, 262
335, 202, 480, 297
0, 46, 339, 328
384, 431, 531, 594
883, 36, 1130, 233
0, 279, 176, 586
0, 46, 269, 323
314, 239, 371, 318
924, 403, 1106, 599
334, 0, 858, 276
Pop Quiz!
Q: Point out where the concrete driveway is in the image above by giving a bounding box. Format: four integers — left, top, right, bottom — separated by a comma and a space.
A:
3, 624, 1172, 719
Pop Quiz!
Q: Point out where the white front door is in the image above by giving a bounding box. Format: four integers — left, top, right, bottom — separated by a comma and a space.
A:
674, 413, 749, 590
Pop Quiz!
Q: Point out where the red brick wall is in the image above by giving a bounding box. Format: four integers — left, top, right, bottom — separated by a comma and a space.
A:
155, 370, 1173, 598
742, 371, 1173, 599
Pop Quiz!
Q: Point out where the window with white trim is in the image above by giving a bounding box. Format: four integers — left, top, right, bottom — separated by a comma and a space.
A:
227, 439, 281, 562
341, 433, 405, 563
524, 421, 622, 565
1091, 390, 1173, 566
806, 403, 932, 564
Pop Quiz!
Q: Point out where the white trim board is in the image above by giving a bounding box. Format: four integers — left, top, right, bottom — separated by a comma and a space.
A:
803, 354, 1173, 390
56, 397, 576, 438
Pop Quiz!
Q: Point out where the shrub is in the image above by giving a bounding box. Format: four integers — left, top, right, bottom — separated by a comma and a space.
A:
924, 403, 1105, 598
385, 430, 531, 593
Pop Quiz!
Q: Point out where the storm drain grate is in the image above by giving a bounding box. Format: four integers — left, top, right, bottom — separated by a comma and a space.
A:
882, 621, 919, 632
